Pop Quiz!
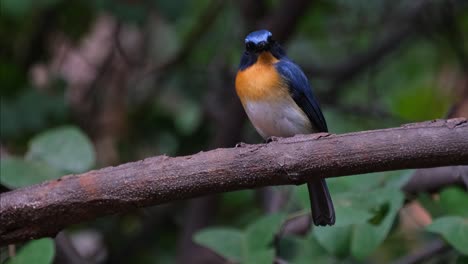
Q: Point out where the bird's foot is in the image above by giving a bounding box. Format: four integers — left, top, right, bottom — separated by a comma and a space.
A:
235, 142, 247, 148
265, 136, 280, 143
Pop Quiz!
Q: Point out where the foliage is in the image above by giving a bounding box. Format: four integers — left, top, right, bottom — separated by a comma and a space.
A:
0, 89, 68, 139
194, 214, 284, 263
5, 239, 55, 264
0, 126, 95, 188
0, 0, 467, 263
427, 216, 468, 255
26, 126, 95, 173
421, 187, 468, 256
0, 157, 62, 188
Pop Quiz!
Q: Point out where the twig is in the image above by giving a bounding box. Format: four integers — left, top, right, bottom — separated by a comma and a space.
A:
143, 0, 225, 75
392, 239, 451, 264
403, 166, 468, 194
318, 22, 413, 83
303, 0, 463, 88
0, 119, 467, 245
113, 21, 144, 68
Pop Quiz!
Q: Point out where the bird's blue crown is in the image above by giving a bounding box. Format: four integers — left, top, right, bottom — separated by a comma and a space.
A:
245, 30, 272, 45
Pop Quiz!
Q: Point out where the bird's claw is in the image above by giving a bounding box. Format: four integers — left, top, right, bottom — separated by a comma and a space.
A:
265, 136, 280, 143
235, 142, 247, 148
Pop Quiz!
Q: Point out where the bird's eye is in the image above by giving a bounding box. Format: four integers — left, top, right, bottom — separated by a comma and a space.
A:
246, 41, 255, 51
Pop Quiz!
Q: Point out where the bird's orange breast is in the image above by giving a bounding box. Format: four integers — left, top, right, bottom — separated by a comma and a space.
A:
235, 52, 289, 104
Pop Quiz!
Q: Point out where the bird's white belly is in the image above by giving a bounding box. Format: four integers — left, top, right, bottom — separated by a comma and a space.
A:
244, 100, 313, 139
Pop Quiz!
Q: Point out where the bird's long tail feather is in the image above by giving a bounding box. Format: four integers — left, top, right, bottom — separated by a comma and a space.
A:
307, 178, 335, 226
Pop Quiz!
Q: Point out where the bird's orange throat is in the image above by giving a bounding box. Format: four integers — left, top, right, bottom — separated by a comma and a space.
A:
235, 52, 288, 103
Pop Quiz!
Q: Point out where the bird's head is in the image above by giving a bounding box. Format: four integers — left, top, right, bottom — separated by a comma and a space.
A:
244, 30, 274, 53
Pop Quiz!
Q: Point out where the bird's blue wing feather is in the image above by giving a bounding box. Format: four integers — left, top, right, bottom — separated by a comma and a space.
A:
275, 59, 328, 132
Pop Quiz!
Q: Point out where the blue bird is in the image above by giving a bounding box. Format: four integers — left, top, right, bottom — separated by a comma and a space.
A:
235, 30, 335, 226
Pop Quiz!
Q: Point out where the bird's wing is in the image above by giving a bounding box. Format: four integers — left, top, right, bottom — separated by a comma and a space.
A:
275, 59, 328, 132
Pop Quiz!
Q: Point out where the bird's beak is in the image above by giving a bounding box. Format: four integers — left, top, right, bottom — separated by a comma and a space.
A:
257, 41, 268, 51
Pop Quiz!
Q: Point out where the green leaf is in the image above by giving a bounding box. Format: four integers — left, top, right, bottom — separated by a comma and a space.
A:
1, 0, 34, 17
6, 238, 55, 264
418, 187, 468, 218
313, 188, 404, 259
194, 228, 244, 261
350, 189, 404, 259
245, 249, 274, 264
439, 188, 468, 217
333, 194, 374, 227
326, 170, 411, 194
245, 213, 284, 251
27, 126, 95, 173
314, 225, 352, 257
290, 233, 332, 264
195, 215, 285, 263
417, 193, 445, 217
0, 0, 62, 18
0, 157, 62, 188
427, 216, 468, 255
0, 89, 68, 140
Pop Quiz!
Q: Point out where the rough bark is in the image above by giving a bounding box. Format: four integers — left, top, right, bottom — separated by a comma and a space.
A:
1, 118, 467, 246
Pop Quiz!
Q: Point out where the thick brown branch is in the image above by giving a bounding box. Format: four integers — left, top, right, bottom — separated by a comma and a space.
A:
404, 72, 468, 194
1, 118, 468, 246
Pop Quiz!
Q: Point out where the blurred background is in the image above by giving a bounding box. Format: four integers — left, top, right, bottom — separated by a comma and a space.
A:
1, 0, 467, 263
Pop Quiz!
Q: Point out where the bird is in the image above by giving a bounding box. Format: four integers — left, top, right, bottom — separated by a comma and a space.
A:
235, 29, 335, 226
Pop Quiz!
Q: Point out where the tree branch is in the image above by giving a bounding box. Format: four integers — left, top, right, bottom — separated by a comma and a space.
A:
403, 166, 468, 194
304, 0, 467, 86
306, 25, 413, 81
392, 239, 451, 264
403, 68, 468, 194
1, 118, 468, 246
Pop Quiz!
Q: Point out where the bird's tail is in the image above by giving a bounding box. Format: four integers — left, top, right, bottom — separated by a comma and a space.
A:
307, 178, 335, 226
